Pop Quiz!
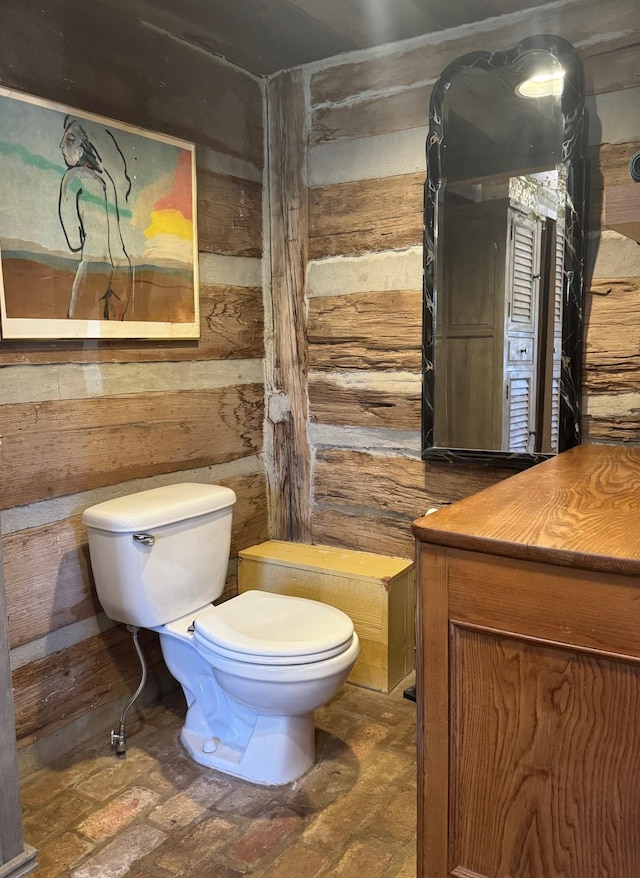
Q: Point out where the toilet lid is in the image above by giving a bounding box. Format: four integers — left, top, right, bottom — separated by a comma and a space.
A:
193, 591, 354, 665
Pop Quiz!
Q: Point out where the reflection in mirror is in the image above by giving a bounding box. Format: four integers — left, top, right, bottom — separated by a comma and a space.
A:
422, 36, 588, 467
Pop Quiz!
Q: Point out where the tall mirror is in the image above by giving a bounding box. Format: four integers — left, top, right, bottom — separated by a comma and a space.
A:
422, 35, 588, 466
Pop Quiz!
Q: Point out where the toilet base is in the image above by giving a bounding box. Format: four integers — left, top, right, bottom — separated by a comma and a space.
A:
179, 711, 316, 786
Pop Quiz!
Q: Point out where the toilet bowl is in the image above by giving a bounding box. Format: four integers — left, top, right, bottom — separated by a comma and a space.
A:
82, 483, 360, 785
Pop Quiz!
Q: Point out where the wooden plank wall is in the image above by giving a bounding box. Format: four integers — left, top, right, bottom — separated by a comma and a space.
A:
0, 1, 268, 753
3, 0, 639, 761
283, 0, 640, 561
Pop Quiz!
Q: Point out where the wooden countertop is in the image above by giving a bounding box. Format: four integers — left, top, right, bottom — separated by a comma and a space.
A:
412, 444, 640, 576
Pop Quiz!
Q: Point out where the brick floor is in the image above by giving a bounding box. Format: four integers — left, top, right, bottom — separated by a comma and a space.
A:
19, 674, 417, 877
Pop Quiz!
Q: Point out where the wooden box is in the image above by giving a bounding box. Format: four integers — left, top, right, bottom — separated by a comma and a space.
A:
237, 540, 415, 693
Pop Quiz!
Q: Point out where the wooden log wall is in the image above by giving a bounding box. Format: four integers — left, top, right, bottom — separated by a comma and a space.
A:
0, 0, 268, 755
2, 0, 639, 763
272, 0, 640, 561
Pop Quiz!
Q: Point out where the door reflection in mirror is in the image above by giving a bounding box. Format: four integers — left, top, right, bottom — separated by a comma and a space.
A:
436, 170, 566, 453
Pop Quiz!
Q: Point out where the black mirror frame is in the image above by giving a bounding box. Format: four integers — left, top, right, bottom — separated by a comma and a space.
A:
421, 34, 588, 468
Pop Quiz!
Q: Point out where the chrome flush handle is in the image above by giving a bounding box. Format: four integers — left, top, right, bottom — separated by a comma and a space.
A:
132, 533, 155, 546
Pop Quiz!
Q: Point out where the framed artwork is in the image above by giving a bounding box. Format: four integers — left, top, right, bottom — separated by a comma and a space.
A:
0, 88, 199, 340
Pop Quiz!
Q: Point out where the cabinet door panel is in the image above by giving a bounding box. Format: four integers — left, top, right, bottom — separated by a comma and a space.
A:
506, 211, 541, 335
446, 336, 499, 449
503, 370, 535, 451
449, 626, 640, 878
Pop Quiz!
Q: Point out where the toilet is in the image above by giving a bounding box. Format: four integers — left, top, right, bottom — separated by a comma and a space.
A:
82, 483, 360, 785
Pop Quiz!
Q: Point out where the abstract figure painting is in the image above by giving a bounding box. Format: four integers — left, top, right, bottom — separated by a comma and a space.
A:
0, 89, 199, 339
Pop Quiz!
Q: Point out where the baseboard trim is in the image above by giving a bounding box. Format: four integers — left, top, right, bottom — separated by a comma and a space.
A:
0, 845, 38, 878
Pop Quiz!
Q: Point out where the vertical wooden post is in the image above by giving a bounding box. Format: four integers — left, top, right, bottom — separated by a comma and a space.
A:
0, 520, 38, 878
266, 69, 312, 542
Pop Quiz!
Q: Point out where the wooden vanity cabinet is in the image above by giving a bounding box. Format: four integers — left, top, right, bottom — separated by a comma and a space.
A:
413, 445, 640, 878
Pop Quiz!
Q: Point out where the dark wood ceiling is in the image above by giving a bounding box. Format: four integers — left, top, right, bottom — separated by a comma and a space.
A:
100, 0, 554, 75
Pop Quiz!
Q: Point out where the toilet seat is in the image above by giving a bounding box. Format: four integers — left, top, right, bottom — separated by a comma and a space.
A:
193, 590, 355, 666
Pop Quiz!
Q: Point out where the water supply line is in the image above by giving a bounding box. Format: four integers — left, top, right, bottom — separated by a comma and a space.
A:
110, 625, 148, 758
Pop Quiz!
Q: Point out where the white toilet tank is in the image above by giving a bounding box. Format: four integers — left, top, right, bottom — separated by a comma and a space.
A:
82, 483, 236, 628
